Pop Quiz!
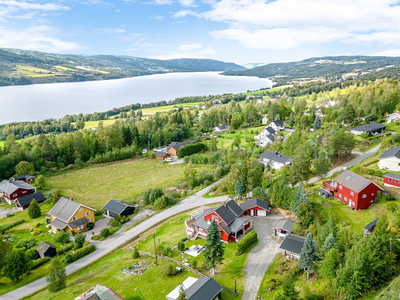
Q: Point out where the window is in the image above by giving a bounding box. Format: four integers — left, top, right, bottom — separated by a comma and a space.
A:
22, 191, 26, 194
88, 218, 91, 222
362, 194, 367, 198
396, 181, 399, 184
77, 225, 83, 230
338, 193, 342, 198
350, 191, 354, 196
13, 193, 17, 197
79, 208, 83, 212
72, 216, 77, 221
389, 179, 393, 182
339, 185, 343, 190
212, 215, 219, 222
371, 193, 374, 196
344, 196, 348, 201
86, 211, 90, 216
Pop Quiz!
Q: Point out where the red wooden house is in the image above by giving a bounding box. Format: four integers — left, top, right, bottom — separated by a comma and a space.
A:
0, 180, 36, 205
12, 174, 35, 184
240, 197, 271, 216
383, 173, 400, 188
323, 170, 382, 210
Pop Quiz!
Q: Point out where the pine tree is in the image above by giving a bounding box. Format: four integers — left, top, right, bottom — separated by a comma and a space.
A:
41, 137, 55, 161
298, 233, 316, 279
291, 183, 308, 215
46, 257, 67, 292
28, 199, 41, 219
178, 284, 187, 300
203, 220, 225, 274
323, 233, 337, 254
314, 114, 322, 130
314, 150, 330, 179
290, 144, 311, 183
320, 248, 340, 280
275, 274, 299, 300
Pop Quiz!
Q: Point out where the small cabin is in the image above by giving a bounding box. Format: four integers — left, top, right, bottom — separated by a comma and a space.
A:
36, 241, 57, 258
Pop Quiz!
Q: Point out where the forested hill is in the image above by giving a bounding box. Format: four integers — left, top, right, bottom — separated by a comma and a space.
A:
223, 55, 400, 84
0, 48, 245, 87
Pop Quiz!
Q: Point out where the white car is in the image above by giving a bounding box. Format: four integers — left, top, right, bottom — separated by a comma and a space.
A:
165, 157, 173, 162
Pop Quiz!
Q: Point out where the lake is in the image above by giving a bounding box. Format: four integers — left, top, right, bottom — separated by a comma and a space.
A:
0, 72, 272, 124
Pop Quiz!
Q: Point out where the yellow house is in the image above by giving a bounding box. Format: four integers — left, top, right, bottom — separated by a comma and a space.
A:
48, 197, 96, 234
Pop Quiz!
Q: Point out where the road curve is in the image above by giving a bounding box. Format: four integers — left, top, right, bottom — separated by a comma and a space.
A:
2, 180, 228, 300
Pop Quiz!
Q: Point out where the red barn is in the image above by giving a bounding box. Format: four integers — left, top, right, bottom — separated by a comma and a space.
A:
0, 180, 36, 205
383, 173, 400, 188
240, 198, 271, 216
323, 170, 383, 210
12, 174, 35, 184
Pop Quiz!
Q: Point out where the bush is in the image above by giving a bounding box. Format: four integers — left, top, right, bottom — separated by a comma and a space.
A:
31, 257, 51, 270
31, 227, 42, 236
154, 197, 168, 210
132, 248, 140, 259
177, 143, 208, 159
161, 263, 177, 276
191, 259, 198, 269
0, 220, 25, 234
16, 237, 38, 250
64, 245, 96, 264
100, 228, 110, 238
94, 210, 104, 216
236, 231, 258, 256
86, 222, 95, 230
54, 231, 70, 245
108, 218, 121, 227
177, 241, 185, 251
386, 195, 396, 201
56, 243, 74, 255
387, 202, 399, 213
74, 233, 86, 249
27, 248, 40, 260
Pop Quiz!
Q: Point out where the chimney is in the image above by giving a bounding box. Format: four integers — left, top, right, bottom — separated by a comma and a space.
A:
70, 197, 74, 201
275, 151, 278, 154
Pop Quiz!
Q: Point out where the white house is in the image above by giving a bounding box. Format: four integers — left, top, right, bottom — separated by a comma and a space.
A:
213, 124, 229, 133
378, 147, 400, 171
262, 116, 269, 125
257, 134, 275, 147
269, 120, 285, 132
386, 111, 400, 124
323, 100, 338, 108
259, 150, 293, 170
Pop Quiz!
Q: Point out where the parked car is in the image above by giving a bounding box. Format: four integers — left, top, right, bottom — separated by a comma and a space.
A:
165, 157, 173, 162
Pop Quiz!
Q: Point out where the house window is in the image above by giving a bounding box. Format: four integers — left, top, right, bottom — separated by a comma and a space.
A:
72, 216, 77, 221
86, 211, 90, 216
350, 191, 354, 196
13, 193, 17, 197
22, 191, 26, 194
77, 225, 83, 230
396, 181, 399, 184
398, 162, 400, 166
389, 179, 393, 182
344, 197, 348, 201
338, 193, 342, 198
371, 193, 374, 196
339, 185, 343, 190
88, 218, 91, 222
362, 194, 367, 198
79, 208, 83, 212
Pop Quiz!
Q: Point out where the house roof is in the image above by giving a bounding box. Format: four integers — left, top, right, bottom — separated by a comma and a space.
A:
102, 199, 135, 215
378, 147, 400, 160
259, 150, 293, 164
0, 180, 35, 195
12, 174, 34, 181
16, 192, 45, 207
350, 122, 387, 133
272, 218, 296, 232
279, 234, 307, 255
266, 134, 275, 142
265, 127, 276, 135
214, 124, 229, 130
49, 218, 68, 230
312, 107, 320, 112
213, 200, 244, 225
166, 276, 198, 300
77, 284, 123, 300
185, 277, 223, 300
154, 151, 169, 158
271, 120, 283, 127
333, 170, 383, 193
48, 197, 94, 222
240, 198, 271, 211
218, 221, 232, 234
36, 241, 57, 253
384, 172, 400, 180
68, 217, 89, 229
229, 216, 252, 233
225, 199, 244, 216
168, 141, 193, 151
364, 217, 379, 232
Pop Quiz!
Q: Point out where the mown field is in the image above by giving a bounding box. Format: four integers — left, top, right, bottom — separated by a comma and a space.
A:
47, 158, 212, 209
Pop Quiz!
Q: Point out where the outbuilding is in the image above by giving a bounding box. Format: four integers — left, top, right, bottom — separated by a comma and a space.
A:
153, 152, 170, 160
279, 233, 307, 259
103, 199, 135, 218
12, 174, 35, 183
364, 217, 379, 235
240, 198, 271, 217
15, 192, 46, 211
272, 218, 296, 238
383, 172, 400, 188
36, 241, 57, 258
378, 147, 400, 171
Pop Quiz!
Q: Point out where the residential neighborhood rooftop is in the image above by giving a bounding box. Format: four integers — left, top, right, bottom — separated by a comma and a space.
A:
239, 198, 271, 211
384, 172, 400, 180
102, 199, 135, 215
333, 170, 382, 193
272, 218, 296, 232
351, 122, 387, 133
0, 179, 35, 195
279, 233, 307, 255
378, 147, 400, 160
260, 150, 293, 164
16, 191, 45, 207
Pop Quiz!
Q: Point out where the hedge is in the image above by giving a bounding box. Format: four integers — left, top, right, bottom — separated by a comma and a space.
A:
0, 219, 25, 234
31, 257, 51, 270
236, 231, 258, 256
64, 244, 96, 264
56, 243, 74, 255
177, 143, 208, 159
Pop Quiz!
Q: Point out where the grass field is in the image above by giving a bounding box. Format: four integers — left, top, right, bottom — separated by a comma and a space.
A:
140, 102, 203, 115
46, 158, 212, 209
14, 65, 59, 77
54, 65, 77, 72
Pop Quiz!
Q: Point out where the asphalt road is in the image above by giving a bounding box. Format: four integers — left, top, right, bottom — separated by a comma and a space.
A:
2, 180, 228, 300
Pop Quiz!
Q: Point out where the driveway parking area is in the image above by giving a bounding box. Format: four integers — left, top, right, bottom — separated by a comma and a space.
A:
83, 217, 111, 240
0, 205, 20, 219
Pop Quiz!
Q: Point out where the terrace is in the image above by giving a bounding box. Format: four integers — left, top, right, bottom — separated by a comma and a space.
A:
323, 180, 337, 193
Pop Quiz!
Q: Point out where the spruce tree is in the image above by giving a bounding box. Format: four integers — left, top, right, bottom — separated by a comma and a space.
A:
298, 233, 316, 279
46, 257, 67, 292
178, 284, 187, 300
203, 220, 225, 274
320, 248, 340, 280
291, 183, 308, 215
323, 233, 337, 255
275, 274, 299, 300
28, 199, 41, 219
313, 114, 322, 130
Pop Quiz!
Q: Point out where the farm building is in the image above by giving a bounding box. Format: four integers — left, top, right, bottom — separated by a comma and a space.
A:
378, 147, 400, 171
272, 218, 296, 238
239, 198, 271, 216
383, 172, 400, 188
364, 217, 379, 235
323, 170, 383, 210
75, 284, 123, 300
12, 174, 35, 183
15, 191, 46, 211
166, 277, 222, 300
0, 180, 36, 205
103, 199, 135, 218
350, 122, 387, 136
36, 241, 57, 258
153, 152, 170, 160
259, 150, 293, 170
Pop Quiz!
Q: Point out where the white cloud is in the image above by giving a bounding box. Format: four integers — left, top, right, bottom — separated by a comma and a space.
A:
373, 49, 400, 57
179, 0, 195, 7
144, 0, 173, 5
0, 0, 69, 11
93, 28, 126, 34
115, 9, 122, 12
0, 25, 82, 52
173, 9, 198, 18
178, 43, 202, 51
150, 15, 164, 20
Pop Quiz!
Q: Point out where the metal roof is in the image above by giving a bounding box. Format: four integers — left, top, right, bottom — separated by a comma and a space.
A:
68, 217, 89, 229
229, 216, 252, 233
185, 277, 223, 300
350, 122, 387, 133
384, 172, 400, 180
12, 174, 34, 181
259, 150, 293, 164
225, 200, 244, 217
214, 204, 237, 225
271, 120, 283, 127
0, 180, 35, 195
36, 241, 57, 254
48, 197, 92, 222
166, 276, 198, 300
265, 127, 276, 135
218, 221, 232, 234
78, 284, 123, 300
154, 151, 169, 158
168, 141, 193, 151
379, 147, 400, 160
50, 218, 68, 230
364, 217, 379, 232
272, 218, 296, 232
102, 199, 135, 215
240, 198, 271, 211
16, 192, 45, 207
279, 234, 307, 255
333, 170, 383, 193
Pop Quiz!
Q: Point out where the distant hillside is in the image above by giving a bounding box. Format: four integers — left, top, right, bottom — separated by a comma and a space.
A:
0, 48, 245, 87
224, 56, 400, 85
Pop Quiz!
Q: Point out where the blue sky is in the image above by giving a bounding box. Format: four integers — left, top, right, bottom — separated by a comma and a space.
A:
1, 0, 400, 65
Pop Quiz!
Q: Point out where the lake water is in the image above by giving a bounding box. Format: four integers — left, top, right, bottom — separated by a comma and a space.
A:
0, 72, 272, 124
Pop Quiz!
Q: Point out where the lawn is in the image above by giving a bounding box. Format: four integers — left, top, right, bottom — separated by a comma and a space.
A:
386, 123, 400, 131
46, 158, 212, 209
54, 66, 77, 72
140, 102, 203, 116
14, 65, 59, 77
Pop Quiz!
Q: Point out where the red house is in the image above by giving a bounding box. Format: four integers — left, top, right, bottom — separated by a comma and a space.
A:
185, 200, 253, 243
323, 170, 383, 210
383, 173, 400, 188
240, 198, 271, 216
12, 174, 35, 184
0, 180, 36, 205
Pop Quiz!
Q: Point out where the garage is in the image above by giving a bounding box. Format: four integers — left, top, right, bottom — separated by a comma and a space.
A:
239, 198, 271, 217
257, 210, 267, 217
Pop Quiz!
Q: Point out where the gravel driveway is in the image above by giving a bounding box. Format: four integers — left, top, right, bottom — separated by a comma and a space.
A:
0, 206, 20, 219
242, 214, 283, 300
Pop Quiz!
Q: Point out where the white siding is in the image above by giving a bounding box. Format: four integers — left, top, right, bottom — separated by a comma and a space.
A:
378, 157, 400, 171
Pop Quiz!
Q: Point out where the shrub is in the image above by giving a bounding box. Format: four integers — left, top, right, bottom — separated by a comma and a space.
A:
0, 220, 25, 234
154, 197, 168, 210
54, 231, 70, 245
100, 228, 111, 238
191, 259, 198, 269
177, 143, 208, 158
161, 263, 177, 276
31, 227, 42, 236
132, 248, 140, 259
31, 257, 51, 270
74, 233, 86, 249
177, 241, 185, 251
26, 248, 40, 260
16, 237, 38, 250
63, 245, 96, 264
94, 210, 104, 216
236, 231, 258, 256
108, 218, 121, 227
86, 222, 95, 230
56, 243, 74, 255
386, 195, 396, 201
387, 202, 399, 213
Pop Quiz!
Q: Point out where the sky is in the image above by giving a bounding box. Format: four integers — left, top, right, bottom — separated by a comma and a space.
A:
2, 0, 400, 65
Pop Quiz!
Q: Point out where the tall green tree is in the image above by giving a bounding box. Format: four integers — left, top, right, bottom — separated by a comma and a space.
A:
298, 233, 316, 279
314, 114, 322, 130
291, 183, 308, 215
314, 150, 330, 179
46, 257, 67, 292
28, 199, 41, 219
320, 248, 340, 280
0, 240, 12, 275
41, 137, 55, 161
290, 145, 311, 183
52, 189, 62, 206
34, 175, 46, 190
4, 250, 30, 281
203, 220, 225, 274
248, 162, 264, 189
15, 161, 35, 176
323, 233, 337, 255
275, 274, 300, 300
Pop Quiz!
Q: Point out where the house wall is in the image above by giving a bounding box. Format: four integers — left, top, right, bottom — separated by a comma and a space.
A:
384, 176, 400, 188
334, 182, 380, 210
350, 130, 363, 136
386, 115, 400, 123
378, 157, 400, 171
39, 248, 57, 259
204, 212, 225, 224
2, 187, 34, 203
168, 148, 177, 156
121, 206, 135, 216
244, 206, 269, 216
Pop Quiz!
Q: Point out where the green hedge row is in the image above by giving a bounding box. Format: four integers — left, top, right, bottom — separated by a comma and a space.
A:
236, 231, 258, 256
177, 143, 208, 159
31, 257, 51, 270
64, 245, 96, 264
0, 219, 25, 234
56, 243, 74, 255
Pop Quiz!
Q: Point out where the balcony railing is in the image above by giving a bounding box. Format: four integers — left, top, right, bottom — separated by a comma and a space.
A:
323, 181, 337, 192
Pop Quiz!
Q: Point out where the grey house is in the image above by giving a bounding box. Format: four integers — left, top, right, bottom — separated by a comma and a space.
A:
350, 122, 387, 136
378, 147, 400, 171
103, 199, 135, 218
259, 150, 293, 170
272, 218, 296, 237
166, 277, 223, 300
279, 233, 307, 259
36, 241, 57, 258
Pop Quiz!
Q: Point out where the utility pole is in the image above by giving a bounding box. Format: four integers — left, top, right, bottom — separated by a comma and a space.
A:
234, 277, 237, 293
153, 231, 157, 265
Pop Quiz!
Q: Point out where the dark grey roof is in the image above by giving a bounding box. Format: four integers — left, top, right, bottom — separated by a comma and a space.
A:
16, 192, 45, 207
272, 120, 283, 127
0, 180, 35, 195
265, 127, 276, 135
48, 197, 94, 222
266, 134, 275, 142
312, 107, 320, 112
225, 200, 244, 216
13, 174, 34, 181
240, 198, 271, 211
36, 241, 57, 254
259, 150, 293, 164
272, 218, 296, 232
214, 203, 237, 225
218, 221, 232, 234
154, 151, 169, 158
351, 122, 387, 133
364, 217, 379, 231
81, 294, 101, 300
229, 216, 252, 233
379, 147, 400, 160
334, 170, 382, 193
384, 172, 400, 180
50, 218, 68, 230
214, 124, 229, 130
79, 284, 122, 300
279, 234, 307, 255
103, 199, 134, 215
168, 141, 193, 151
185, 277, 222, 300
68, 217, 89, 229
